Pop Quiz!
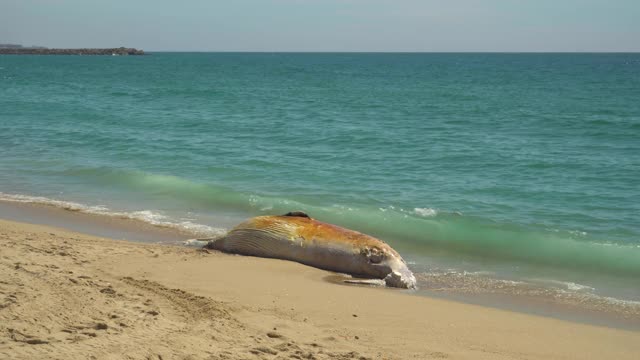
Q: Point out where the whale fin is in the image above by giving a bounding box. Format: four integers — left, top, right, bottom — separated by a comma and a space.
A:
282, 211, 310, 218
343, 278, 386, 287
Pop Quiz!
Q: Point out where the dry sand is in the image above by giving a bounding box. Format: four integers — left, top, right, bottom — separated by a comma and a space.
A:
1, 218, 639, 360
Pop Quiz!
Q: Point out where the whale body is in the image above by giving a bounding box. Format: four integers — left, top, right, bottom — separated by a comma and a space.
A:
204, 212, 417, 289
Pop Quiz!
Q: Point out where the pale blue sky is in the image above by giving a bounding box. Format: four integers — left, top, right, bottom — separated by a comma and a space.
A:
1, 0, 638, 51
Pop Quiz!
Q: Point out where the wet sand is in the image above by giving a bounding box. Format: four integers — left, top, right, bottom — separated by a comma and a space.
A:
1, 218, 639, 359
0, 200, 194, 244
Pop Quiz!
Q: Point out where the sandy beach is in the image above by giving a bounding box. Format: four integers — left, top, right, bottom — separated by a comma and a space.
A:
0, 218, 638, 360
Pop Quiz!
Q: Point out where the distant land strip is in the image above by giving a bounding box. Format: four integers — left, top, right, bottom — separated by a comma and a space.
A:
0, 47, 145, 55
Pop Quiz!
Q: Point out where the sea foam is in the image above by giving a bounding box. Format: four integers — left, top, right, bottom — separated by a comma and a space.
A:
0, 192, 226, 237
413, 207, 438, 217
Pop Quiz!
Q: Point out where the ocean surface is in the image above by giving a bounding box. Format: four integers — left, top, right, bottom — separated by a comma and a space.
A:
1, 53, 639, 321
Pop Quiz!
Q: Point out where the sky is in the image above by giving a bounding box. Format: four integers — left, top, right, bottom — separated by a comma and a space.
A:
1, 0, 639, 52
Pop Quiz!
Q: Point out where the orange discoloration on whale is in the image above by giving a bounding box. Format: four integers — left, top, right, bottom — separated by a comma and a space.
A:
252, 215, 388, 248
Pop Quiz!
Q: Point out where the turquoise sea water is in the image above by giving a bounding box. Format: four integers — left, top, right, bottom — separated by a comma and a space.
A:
1, 53, 639, 312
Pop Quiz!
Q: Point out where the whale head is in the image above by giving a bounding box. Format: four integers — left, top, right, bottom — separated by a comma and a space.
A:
360, 245, 417, 289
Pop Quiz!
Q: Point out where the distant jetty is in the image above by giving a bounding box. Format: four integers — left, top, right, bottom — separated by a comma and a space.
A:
0, 45, 145, 56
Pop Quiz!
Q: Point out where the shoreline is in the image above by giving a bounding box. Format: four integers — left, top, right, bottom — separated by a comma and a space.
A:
0, 200, 193, 244
0, 47, 145, 55
1, 198, 640, 332
1, 217, 639, 359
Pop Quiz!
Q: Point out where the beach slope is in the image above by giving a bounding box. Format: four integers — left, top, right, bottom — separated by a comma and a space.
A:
0, 219, 638, 359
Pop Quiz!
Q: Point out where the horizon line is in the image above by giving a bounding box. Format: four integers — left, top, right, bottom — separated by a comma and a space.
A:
144, 50, 640, 54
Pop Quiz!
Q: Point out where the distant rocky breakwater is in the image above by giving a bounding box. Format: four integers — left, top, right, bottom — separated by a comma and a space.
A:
0, 47, 145, 55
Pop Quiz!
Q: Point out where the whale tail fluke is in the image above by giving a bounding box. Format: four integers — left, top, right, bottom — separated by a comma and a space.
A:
182, 236, 226, 249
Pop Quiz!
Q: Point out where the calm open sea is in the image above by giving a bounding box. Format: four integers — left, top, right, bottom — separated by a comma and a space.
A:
1, 53, 639, 323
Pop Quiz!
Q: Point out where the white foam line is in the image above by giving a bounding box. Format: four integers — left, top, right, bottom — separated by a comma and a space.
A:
0, 192, 226, 237
419, 270, 640, 310
413, 207, 438, 217
526, 278, 596, 292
